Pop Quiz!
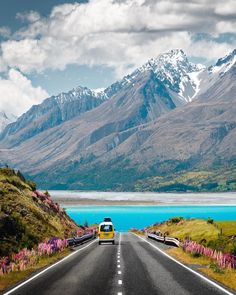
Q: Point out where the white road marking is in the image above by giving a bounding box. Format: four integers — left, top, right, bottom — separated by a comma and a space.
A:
116, 234, 123, 295
132, 233, 235, 295
4, 238, 98, 295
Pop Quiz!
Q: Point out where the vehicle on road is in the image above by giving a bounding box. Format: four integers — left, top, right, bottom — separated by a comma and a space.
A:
104, 217, 112, 222
98, 221, 115, 245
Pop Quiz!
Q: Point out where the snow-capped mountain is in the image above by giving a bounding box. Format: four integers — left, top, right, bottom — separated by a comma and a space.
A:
55, 86, 107, 105
0, 85, 107, 146
0, 49, 235, 190
0, 111, 17, 132
105, 49, 205, 103
188, 49, 236, 99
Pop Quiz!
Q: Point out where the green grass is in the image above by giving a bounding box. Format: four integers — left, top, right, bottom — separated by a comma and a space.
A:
0, 167, 78, 256
147, 218, 236, 254
216, 221, 236, 236
134, 168, 236, 192
150, 219, 220, 243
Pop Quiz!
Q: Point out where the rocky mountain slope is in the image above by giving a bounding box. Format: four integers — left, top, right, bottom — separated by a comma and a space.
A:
0, 86, 108, 147
0, 111, 16, 132
0, 49, 203, 148
0, 49, 235, 191
0, 167, 78, 256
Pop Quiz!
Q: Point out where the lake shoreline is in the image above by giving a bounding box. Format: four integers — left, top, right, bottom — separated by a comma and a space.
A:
57, 198, 236, 206
50, 191, 236, 206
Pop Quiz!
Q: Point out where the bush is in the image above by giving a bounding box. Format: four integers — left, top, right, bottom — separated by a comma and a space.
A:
207, 218, 214, 224
26, 180, 37, 191
209, 263, 224, 274
169, 217, 184, 224
191, 251, 202, 258
207, 237, 227, 252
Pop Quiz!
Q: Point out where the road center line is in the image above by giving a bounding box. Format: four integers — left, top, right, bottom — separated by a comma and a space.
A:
132, 233, 235, 295
118, 280, 122, 285
4, 238, 98, 295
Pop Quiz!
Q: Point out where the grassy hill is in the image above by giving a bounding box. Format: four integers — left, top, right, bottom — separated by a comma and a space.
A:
145, 217, 236, 254
134, 169, 236, 192
0, 167, 78, 257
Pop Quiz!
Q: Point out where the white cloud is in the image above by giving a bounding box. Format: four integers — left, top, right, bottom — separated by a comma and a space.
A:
0, 69, 48, 117
0, 26, 11, 38
16, 10, 41, 23
214, 0, 236, 16
0, 0, 235, 78
216, 21, 236, 34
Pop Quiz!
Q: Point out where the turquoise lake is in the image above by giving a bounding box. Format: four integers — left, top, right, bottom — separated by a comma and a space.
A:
65, 205, 236, 231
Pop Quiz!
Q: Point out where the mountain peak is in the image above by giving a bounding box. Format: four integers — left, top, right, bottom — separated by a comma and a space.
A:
215, 49, 236, 67
105, 49, 204, 102
209, 49, 236, 76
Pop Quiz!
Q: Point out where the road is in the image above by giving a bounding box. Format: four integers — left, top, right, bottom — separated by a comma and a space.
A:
4, 233, 235, 295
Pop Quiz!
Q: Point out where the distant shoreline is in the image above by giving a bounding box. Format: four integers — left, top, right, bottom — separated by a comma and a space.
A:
49, 191, 236, 206
54, 198, 236, 207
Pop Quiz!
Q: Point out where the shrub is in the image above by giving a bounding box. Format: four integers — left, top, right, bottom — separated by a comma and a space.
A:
191, 251, 202, 258
209, 262, 224, 274
207, 218, 214, 224
169, 217, 184, 224
26, 180, 37, 191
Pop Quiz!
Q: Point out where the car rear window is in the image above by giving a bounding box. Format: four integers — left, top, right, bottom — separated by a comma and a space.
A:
100, 224, 113, 232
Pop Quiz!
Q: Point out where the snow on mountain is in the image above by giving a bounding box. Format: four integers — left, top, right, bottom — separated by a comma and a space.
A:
105, 49, 206, 103
195, 49, 236, 97
0, 111, 17, 132
212, 49, 236, 75
55, 86, 108, 106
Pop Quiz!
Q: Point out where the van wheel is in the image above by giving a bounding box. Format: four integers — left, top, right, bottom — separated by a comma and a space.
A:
98, 241, 101, 245
112, 241, 115, 245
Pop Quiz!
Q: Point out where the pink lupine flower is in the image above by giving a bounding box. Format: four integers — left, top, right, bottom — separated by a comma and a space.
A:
183, 240, 236, 269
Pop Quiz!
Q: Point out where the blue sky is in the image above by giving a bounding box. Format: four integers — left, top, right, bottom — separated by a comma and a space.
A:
0, 0, 114, 94
0, 0, 235, 117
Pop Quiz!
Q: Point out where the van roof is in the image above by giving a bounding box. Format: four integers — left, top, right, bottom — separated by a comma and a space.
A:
99, 222, 113, 226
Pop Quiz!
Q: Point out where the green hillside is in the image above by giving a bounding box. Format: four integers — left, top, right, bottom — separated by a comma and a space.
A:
0, 167, 78, 257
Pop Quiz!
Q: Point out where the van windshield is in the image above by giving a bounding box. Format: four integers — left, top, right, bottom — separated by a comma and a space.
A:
100, 224, 113, 232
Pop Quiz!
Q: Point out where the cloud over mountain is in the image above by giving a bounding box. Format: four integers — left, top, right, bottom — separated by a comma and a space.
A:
0, 69, 48, 117
0, 0, 235, 77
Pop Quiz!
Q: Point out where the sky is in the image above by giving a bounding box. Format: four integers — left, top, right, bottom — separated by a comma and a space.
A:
0, 0, 235, 117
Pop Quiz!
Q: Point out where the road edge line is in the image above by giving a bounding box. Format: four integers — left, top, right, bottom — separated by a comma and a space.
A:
132, 233, 235, 295
3, 238, 98, 295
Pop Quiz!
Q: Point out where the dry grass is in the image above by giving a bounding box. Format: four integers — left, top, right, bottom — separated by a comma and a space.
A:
167, 247, 236, 292
151, 219, 219, 243
200, 268, 236, 291
0, 249, 71, 292
216, 221, 236, 236
167, 247, 210, 266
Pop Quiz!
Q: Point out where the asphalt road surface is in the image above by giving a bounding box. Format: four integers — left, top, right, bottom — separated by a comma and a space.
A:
4, 233, 236, 295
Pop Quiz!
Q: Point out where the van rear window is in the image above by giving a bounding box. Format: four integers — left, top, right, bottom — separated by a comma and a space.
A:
100, 224, 113, 232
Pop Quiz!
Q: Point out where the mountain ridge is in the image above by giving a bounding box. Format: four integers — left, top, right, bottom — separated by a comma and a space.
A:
0, 48, 235, 191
